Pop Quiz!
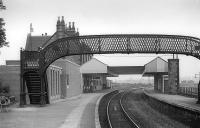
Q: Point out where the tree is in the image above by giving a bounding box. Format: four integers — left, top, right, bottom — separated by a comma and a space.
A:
0, 18, 8, 47
0, 0, 8, 48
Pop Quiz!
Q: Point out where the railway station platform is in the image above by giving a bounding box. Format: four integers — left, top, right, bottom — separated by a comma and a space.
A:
0, 90, 111, 128
144, 88, 200, 112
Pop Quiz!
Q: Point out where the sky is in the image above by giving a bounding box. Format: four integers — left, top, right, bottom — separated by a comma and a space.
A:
1, 0, 200, 82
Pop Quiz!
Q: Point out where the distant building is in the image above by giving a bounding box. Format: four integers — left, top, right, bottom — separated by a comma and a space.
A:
143, 57, 168, 93
143, 57, 180, 94
80, 58, 117, 92
80, 56, 179, 94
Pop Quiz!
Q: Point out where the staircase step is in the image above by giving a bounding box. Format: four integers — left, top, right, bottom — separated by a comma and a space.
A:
27, 80, 40, 82
28, 88, 40, 90
25, 71, 48, 105
28, 85, 40, 87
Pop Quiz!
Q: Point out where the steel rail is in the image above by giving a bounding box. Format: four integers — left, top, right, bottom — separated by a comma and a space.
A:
107, 89, 141, 128
120, 90, 140, 128
106, 92, 120, 128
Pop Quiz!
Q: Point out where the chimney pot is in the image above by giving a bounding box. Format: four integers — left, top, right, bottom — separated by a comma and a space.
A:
61, 16, 65, 24
57, 16, 61, 25
72, 22, 75, 30
69, 22, 71, 29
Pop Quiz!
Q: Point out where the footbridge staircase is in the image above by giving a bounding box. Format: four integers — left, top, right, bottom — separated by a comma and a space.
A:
20, 51, 49, 105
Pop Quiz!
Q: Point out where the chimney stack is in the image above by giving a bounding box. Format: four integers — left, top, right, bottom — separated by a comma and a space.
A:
61, 16, 65, 26
56, 16, 65, 39
69, 22, 71, 30
61, 16, 65, 32
72, 22, 75, 31
56, 17, 61, 32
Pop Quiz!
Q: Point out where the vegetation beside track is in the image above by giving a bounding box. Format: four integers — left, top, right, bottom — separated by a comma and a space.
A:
125, 89, 189, 128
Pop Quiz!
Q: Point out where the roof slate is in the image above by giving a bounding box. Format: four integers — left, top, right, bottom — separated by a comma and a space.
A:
25, 34, 51, 51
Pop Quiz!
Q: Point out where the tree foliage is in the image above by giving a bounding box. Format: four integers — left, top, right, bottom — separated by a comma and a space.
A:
0, 18, 8, 47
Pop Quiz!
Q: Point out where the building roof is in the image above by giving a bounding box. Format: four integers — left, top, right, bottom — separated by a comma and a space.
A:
91, 58, 108, 66
144, 56, 167, 66
143, 57, 168, 76
42, 32, 57, 48
80, 58, 108, 74
25, 34, 51, 51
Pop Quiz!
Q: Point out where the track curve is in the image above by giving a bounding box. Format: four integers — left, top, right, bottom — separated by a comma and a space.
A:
106, 89, 140, 128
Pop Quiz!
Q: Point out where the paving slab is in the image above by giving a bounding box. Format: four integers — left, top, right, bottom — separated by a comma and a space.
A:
0, 93, 103, 128
145, 88, 200, 112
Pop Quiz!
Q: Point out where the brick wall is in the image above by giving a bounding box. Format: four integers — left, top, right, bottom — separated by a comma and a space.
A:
0, 58, 82, 103
52, 58, 82, 98
0, 65, 20, 101
167, 59, 179, 94
66, 61, 82, 97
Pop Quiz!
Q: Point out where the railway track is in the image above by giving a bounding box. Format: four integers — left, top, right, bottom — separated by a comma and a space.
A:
100, 88, 191, 128
106, 89, 140, 128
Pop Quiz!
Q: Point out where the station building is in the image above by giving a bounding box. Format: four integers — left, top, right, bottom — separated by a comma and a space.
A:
80, 58, 117, 92
143, 57, 168, 93
143, 57, 179, 94
0, 16, 92, 103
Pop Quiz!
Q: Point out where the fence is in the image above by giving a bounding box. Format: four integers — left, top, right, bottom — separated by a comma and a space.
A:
178, 87, 198, 98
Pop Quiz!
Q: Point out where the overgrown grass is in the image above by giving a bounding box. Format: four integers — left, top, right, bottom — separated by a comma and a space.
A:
125, 90, 189, 128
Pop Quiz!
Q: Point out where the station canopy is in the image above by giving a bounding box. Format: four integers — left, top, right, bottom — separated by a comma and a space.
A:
80, 57, 168, 76
142, 57, 168, 76
80, 58, 118, 77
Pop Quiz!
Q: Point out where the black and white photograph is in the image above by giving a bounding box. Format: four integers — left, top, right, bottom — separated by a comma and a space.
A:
0, 0, 200, 128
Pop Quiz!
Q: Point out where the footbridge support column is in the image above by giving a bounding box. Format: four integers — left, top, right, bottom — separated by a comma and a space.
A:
197, 81, 200, 104
40, 74, 47, 106
39, 49, 47, 106
20, 49, 26, 107
167, 59, 179, 94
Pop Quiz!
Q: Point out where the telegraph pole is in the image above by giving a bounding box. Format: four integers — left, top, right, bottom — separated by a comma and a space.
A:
195, 72, 200, 104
